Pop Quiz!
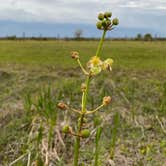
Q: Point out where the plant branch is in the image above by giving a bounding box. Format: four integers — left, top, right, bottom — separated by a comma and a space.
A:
77, 59, 89, 75
67, 105, 82, 114
86, 104, 104, 115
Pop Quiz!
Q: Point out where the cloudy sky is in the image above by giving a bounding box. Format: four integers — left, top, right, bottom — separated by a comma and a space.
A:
0, 0, 166, 37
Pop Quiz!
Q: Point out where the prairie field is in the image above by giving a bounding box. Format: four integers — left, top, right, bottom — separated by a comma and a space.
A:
0, 40, 166, 165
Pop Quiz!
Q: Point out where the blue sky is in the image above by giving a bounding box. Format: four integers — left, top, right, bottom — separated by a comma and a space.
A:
0, 0, 166, 37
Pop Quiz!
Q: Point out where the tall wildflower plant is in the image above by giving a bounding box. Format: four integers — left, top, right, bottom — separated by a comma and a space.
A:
58, 12, 119, 165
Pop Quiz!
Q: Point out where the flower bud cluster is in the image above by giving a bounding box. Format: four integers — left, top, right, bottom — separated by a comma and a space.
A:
96, 12, 119, 31
87, 56, 114, 75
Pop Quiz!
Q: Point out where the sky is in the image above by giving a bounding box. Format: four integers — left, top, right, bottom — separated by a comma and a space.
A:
0, 0, 166, 37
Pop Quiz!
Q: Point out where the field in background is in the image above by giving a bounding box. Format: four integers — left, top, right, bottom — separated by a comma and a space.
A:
0, 40, 166, 69
0, 40, 166, 165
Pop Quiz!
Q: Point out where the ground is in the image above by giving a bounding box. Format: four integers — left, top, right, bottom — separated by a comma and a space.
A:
0, 40, 166, 165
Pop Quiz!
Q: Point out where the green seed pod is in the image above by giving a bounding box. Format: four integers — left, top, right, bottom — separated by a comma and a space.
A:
98, 13, 104, 20
102, 20, 107, 27
104, 12, 112, 18
81, 129, 90, 138
112, 18, 119, 25
96, 21, 102, 29
62, 125, 70, 133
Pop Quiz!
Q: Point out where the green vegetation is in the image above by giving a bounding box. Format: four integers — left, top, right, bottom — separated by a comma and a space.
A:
0, 37, 166, 165
0, 40, 166, 70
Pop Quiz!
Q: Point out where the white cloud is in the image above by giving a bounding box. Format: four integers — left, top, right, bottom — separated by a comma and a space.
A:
0, 0, 165, 32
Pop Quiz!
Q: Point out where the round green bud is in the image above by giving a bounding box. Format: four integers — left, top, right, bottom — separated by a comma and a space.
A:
62, 125, 70, 133
104, 12, 112, 18
96, 21, 102, 29
102, 20, 107, 27
112, 18, 119, 25
98, 13, 104, 20
81, 129, 90, 138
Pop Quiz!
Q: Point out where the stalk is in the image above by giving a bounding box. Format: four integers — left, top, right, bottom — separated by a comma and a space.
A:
74, 28, 107, 165
96, 30, 107, 57
48, 120, 54, 150
110, 112, 120, 159
94, 127, 102, 166
73, 114, 84, 166
73, 76, 90, 166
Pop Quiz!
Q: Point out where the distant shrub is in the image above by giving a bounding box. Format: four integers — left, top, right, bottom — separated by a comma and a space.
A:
144, 33, 153, 41
135, 33, 142, 40
6, 35, 17, 40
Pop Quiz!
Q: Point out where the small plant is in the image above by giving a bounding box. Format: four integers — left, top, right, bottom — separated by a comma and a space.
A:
10, 87, 59, 165
58, 11, 119, 165
10, 11, 119, 166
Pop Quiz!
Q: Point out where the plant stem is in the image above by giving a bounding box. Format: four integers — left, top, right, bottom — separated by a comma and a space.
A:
86, 104, 104, 115
48, 120, 54, 150
73, 75, 90, 166
74, 28, 106, 165
82, 76, 90, 113
73, 114, 84, 166
94, 127, 102, 166
77, 59, 88, 75
110, 112, 120, 159
96, 30, 107, 57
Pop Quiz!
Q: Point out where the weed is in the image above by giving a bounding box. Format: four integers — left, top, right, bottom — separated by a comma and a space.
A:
58, 11, 119, 166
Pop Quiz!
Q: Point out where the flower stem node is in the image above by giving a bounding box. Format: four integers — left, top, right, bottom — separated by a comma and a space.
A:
57, 102, 67, 110
103, 96, 112, 105
78, 117, 87, 124
112, 18, 119, 25
106, 20, 111, 26
81, 129, 90, 138
62, 125, 70, 133
98, 13, 104, 20
71, 51, 79, 60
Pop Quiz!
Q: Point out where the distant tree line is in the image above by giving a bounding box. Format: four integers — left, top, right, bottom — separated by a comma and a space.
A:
135, 33, 153, 41
0, 31, 166, 41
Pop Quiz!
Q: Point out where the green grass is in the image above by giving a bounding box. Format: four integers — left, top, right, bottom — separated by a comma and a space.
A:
0, 40, 166, 165
0, 40, 166, 70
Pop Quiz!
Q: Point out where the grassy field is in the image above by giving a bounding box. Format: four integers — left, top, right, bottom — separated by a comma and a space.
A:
0, 40, 166, 69
0, 40, 166, 165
